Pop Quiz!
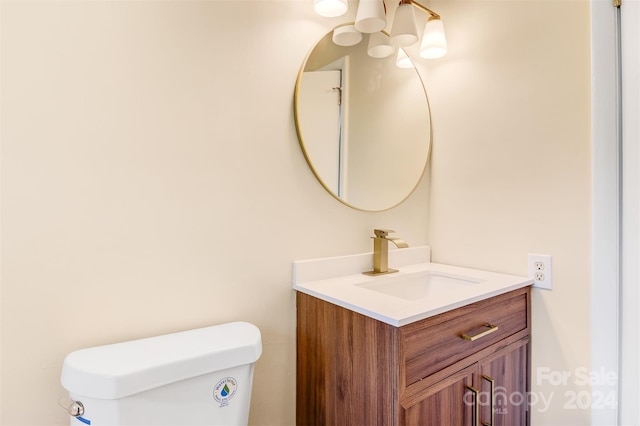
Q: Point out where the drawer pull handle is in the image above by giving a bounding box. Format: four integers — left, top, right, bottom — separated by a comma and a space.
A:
461, 324, 499, 341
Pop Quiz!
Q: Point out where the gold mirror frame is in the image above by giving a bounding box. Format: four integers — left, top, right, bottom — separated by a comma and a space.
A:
294, 26, 433, 212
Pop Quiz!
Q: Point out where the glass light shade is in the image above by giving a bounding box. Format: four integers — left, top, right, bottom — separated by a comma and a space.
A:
367, 32, 394, 58
332, 25, 363, 47
420, 18, 448, 58
396, 48, 414, 68
313, 0, 348, 17
389, 3, 419, 47
355, 0, 387, 33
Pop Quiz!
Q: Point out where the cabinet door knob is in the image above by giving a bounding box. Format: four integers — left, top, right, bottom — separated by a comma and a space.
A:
461, 324, 499, 341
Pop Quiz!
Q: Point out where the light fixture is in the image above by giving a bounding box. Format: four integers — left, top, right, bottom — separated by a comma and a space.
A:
419, 16, 447, 58
313, 0, 348, 18
389, 2, 419, 47
332, 25, 363, 46
355, 0, 386, 33
313, 0, 447, 65
367, 32, 394, 58
396, 48, 414, 68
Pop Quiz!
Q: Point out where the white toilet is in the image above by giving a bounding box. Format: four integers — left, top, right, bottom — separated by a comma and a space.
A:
60, 321, 262, 426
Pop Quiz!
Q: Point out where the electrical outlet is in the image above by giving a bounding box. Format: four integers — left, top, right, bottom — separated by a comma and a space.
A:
528, 254, 552, 290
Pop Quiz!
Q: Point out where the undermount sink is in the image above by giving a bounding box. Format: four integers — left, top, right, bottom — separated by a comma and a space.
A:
355, 271, 484, 301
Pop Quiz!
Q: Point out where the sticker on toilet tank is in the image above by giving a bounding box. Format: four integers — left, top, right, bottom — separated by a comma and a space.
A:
213, 377, 237, 407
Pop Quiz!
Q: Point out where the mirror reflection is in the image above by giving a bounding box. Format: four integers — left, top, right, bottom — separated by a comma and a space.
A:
294, 27, 432, 212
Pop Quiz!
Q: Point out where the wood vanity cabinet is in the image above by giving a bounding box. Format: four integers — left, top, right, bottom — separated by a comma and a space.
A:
296, 286, 531, 426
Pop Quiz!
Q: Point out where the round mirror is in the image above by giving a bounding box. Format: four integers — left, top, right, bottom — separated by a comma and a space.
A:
294, 26, 432, 212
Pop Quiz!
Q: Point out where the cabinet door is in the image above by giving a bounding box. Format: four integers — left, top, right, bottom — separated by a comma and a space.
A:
479, 338, 530, 426
401, 364, 478, 426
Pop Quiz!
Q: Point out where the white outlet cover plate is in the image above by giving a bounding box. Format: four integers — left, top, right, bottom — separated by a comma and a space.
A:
528, 254, 552, 290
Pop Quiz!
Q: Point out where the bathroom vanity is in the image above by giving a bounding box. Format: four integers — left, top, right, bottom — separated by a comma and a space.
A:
293, 247, 532, 426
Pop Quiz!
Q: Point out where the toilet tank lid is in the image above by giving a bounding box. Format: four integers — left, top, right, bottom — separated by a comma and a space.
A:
61, 321, 262, 400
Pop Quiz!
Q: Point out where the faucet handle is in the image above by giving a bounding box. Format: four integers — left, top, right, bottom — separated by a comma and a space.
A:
373, 229, 395, 238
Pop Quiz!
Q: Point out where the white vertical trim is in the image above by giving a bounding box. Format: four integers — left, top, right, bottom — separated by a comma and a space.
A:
590, 0, 620, 424
620, 0, 640, 423
340, 57, 350, 200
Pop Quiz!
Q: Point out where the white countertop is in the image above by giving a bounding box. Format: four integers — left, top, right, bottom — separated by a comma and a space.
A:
293, 246, 533, 327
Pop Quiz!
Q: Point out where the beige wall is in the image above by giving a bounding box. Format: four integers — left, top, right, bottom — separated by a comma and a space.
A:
0, 2, 430, 424
0, 0, 591, 425
425, 0, 592, 424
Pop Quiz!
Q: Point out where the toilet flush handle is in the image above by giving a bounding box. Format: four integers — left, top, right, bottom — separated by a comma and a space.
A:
57, 396, 84, 417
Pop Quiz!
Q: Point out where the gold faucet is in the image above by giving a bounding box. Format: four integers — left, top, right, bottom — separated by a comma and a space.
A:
363, 229, 409, 276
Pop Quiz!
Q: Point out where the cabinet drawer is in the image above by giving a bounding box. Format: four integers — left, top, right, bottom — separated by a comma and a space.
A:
401, 288, 529, 387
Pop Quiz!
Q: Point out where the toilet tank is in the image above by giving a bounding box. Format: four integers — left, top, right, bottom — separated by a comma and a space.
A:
61, 322, 262, 426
